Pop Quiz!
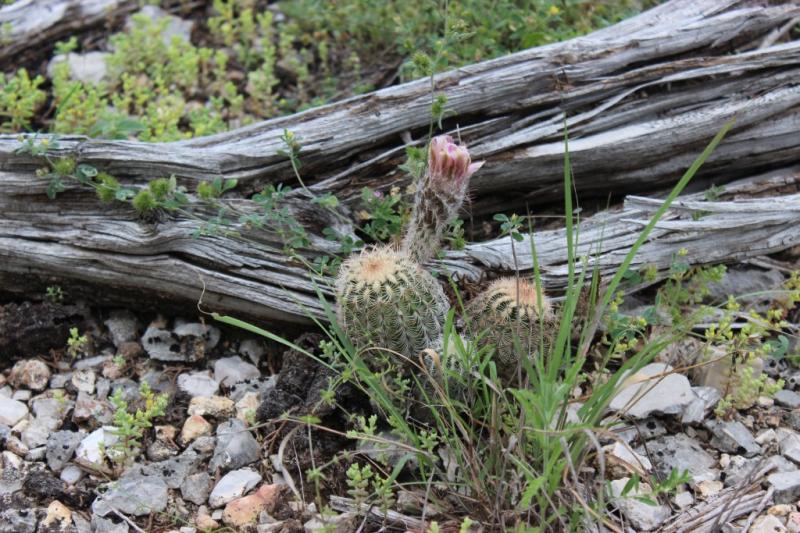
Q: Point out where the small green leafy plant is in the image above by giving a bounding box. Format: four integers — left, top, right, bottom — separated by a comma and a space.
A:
107, 381, 169, 467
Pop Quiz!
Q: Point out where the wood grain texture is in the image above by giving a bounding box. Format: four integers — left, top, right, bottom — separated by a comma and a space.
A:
2, 0, 800, 325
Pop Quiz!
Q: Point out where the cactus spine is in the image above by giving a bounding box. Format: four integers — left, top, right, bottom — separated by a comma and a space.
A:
336, 247, 449, 357
465, 277, 554, 381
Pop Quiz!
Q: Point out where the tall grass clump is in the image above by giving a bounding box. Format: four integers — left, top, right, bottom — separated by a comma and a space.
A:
214, 121, 733, 530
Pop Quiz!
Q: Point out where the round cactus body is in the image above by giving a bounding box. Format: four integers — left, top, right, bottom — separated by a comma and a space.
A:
465, 277, 555, 381
335, 247, 449, 358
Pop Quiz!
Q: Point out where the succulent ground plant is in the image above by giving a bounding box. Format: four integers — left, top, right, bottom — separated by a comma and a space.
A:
335, 135, 484, 361
465, 277, 555, 382
335, 246, 449, 358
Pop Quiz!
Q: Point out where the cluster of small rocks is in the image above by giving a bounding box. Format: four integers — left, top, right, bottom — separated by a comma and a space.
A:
600, 358, 800, 531
0, 309, 343, 533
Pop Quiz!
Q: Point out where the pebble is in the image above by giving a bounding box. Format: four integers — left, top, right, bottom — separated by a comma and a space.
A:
223, 484, 285, 528
752, 514, 788, 533
707, 419, 762, 457
770, 504, 795, 516
188, 396, 235, 418
9, 359, 51, 391
787, 511, 800, 533
239, 339, 266, 365
673, 491, 694, 509
210, 419, 261, 472
681, 386, 721, 424
12, 390, 31, 402
181, 471, 212, 505
49, 373, 72, 389
0, 396, 29, 426
71, 369, 96, 394
73, 355, 111, 370
126, 5, 194, 44
236, 392, 260, 425
770, 470, 800, 504
640, 433, 717, 484
104, 310, 140, 347
140, 447, 207, 489
724, 455, 796, 487
609, 363, 694, 418
209, 468, 262, 508
214, 356, 260, 388
47, 52, 110, 84
93, 470, 169, 517
43, 500, 72, 529
75, 427, 119, 465
92, 515, 130, 533
73, 390, 113, 425
46, 430, 83, 472
181, 415, 213, 444
609, 477, 671, 531
777, 390, 800, 409
696, 479, 723, 499
178, 372, 219, 397
60, 465, 83, 485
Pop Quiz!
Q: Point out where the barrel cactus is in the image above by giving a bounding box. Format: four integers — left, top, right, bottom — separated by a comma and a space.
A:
335, 247, 449, 358
402, 134, 484, 264
465, 277, 555, 381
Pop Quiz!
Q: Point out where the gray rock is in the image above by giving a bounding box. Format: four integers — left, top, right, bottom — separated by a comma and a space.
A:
214, 356, 260, 388
776, 389, 800, 409
76, 427, 120, 465
181, 471, 212, 505
61, 464, 83, 485
0, 508, 40, 533
31, 395, 73, 425
71, 369, 96, 394
104, 310, 140, 347
50, 373, 73, 389
641, 434, 717, 484
93, 470, 169, 517
73, 390, 113, 425
22, 419, 53, 449
615, 418, 668, 444
178, 372, 219, 397
140, 448, 207, 489
681, 386, 721, 424
750, 515, 788, 533
706, 267, 784, 301
208, 468, 262, 508
46, 431, 83, 472
787, 373, 800, 391
210, 419, 260, 472
609, 477, 671, 531
125, 5, 194, 44
12, 390, 31, 402
110, 378, 140, 403
142, 325, 185, 361
47, 52, 109, 84
240, 339, 266, 365
96, 378, 111, 400
73, 513, 92, 533
174, 320, 220, 348
609, 363, 694, 418
73, 355, 111, 370
25, 446, 46, 461
707, 420, 761, 457
769, 470, 800, 504
91, 515, 129, 533
723, 454, 796, 487
0, 424, 8, 447
0, 453, 25, 495
229, 376, 276, 403
0, 396, 28, 426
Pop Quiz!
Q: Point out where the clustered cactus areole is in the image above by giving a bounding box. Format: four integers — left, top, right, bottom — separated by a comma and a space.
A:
401, 135, 484, 264
335, 247, 449, 358
466, 277, 554, 381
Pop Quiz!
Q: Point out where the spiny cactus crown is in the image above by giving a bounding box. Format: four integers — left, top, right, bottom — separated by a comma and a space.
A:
335, 247, 449, 358
466, 277, 554, 381
402, 135, 484, 264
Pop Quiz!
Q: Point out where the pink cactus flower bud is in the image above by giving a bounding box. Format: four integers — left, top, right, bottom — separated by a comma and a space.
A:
428, 135, 484, 187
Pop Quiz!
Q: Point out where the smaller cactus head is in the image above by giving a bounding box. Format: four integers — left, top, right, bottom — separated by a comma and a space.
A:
479, 278, 553, 323
466, 277, 554, 382
427, 134, 485, 195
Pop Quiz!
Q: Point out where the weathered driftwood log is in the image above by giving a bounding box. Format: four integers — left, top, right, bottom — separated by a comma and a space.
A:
2, 0, 800, 326
2, 0, 800, 216
1, 168, 798, 326
0, 0, 137, 69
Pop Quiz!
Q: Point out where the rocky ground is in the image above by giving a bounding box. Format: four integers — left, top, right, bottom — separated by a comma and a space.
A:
1, 265, 800, 532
